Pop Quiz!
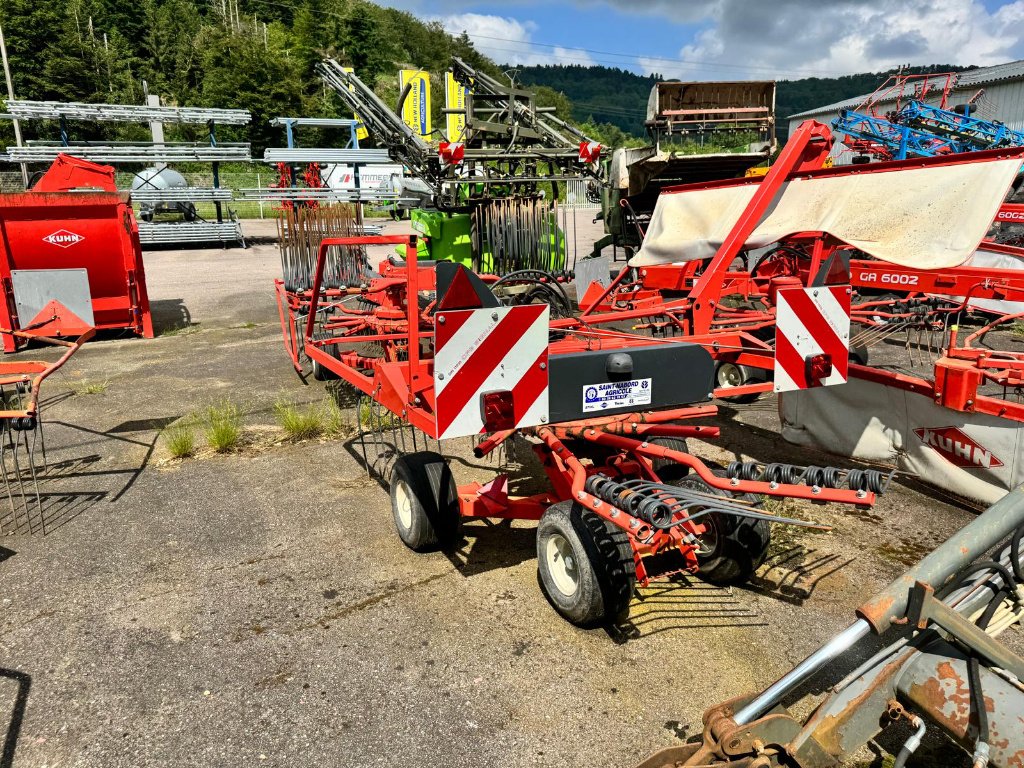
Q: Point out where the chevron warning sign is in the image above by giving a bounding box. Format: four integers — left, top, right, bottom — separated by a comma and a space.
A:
774, 286, 851, 393
433, 305, 550, 440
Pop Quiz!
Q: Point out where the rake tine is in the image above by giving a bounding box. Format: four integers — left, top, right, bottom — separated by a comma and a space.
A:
24, 427, 44, 534
7, 423, 32, 534
0, 422, 17, 532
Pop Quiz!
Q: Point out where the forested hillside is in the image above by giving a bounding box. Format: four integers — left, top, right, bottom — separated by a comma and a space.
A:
514, 63, 976, 138
0, 0, 503, 151
0, 0, 981, 152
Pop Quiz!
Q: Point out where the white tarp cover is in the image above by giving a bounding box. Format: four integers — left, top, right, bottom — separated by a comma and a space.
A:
630, 158, 1022, 270
780, 376, 1022, 504
957, 247, 1024, 315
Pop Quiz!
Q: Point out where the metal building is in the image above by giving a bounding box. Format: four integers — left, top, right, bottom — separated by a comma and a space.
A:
787, 59, 1024, 163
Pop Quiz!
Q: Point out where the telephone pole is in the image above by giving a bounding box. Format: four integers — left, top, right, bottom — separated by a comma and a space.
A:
0, 24, 28, 187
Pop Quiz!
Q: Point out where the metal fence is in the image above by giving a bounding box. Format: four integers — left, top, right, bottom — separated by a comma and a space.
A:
0, 169, 601, 215
560, 178, 600, 209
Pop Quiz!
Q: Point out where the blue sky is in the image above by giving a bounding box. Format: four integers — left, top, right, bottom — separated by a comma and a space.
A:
376, 0, 1024, 80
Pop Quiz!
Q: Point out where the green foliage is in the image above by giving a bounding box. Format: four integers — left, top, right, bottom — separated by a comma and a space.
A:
69, 379, 109, 395
274, 398, 324, 441
164, 422, 197, 458
514, 63, 979, 140
0, 0, 505, 153
0, 0, 977, 156
202, 400, 243, 453
514, 64, 657, 136
322, 397, 354, 437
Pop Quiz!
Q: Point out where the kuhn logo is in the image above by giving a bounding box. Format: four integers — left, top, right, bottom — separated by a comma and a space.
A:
913, 426, 1003, 469
42, 230, 85, 248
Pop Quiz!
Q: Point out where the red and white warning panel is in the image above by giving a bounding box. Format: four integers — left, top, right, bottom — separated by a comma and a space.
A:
774, 286, 851, 392
433, 305, 550, 440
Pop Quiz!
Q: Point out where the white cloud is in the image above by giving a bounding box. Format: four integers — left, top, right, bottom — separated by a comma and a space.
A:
437, 13, 597, 66
639, 0, 1024, 79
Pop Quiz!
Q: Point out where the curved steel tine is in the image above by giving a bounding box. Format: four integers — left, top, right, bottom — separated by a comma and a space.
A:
0, 420, 16, 532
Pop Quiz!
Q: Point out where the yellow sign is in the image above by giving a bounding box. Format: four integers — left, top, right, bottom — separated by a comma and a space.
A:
445, 71, 468, 142
341, 67, 369, 143
399, 69, 432, 140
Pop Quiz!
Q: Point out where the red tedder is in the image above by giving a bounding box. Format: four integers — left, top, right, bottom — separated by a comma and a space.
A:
0, 153, 153, 352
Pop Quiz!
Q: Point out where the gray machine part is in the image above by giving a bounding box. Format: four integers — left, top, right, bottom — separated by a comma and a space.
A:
638, 485, 1024, 768
547, 343, 714, 423
574, 253, 613, 290
11, 269, 94, 328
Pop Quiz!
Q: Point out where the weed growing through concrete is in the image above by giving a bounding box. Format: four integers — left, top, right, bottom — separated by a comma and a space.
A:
203, 401, 243, 453
1013, 321, 1024, 338
70, 380, 109, 395
357, 398, 397, 430
323, 398, 355, 437
274, 399, 324, 441
160, 323, 200, 337
164, 423, 197, 459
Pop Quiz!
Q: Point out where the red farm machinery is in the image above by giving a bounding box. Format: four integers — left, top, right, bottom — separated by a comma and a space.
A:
0, 153, 153, 352
0, 152, 146, 532
275, 116, 1024, 627
275, 233, 889, 625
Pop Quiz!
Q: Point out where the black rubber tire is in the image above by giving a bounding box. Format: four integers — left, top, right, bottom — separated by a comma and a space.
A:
536, 501, 636, 626
311, 356, 337, 381
672, 472, 770, 585
649, 437, 690, 482
310, 340, 340, 381
715, 361, 762, 405
389, 452, 461, 552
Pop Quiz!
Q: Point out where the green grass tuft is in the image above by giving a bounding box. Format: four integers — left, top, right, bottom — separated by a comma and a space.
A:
203, 401, 243, 453
323, 398, 355, 437
70, 380, 109, 395
160, 323, 200, 337
274, 399, 324, 441
1013, 321, 1024, 338
164, 423, 197, 459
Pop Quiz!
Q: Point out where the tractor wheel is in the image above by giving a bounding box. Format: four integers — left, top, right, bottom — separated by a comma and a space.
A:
715, 361, 762, 404
673, 472, 770, 585
648, 437, 690, 482
536, 501, 636, 626
389, 451, 461, 552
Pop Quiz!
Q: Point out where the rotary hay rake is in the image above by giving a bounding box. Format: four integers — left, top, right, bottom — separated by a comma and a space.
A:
0, 328, 93, 534
580, 122, 1024, 444
276, 232, 888, 626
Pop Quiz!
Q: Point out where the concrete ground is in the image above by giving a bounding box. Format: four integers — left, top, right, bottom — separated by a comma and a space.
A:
0, 214, 992, 767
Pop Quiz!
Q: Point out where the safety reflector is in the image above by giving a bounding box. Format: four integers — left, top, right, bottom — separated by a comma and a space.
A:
481, 390, 516, 432
774, 286, 850, 392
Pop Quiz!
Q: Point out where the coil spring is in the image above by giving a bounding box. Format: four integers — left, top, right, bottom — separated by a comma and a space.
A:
845, 468, 888, 493
725, 461, 888, 493
803, 465, 842, 489
585, 475, 674, 529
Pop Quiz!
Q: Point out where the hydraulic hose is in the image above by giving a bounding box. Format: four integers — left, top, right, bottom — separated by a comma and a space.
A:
892, 714, 925, 768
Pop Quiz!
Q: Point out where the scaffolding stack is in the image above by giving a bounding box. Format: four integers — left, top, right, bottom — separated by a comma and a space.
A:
2, 99, 252, 247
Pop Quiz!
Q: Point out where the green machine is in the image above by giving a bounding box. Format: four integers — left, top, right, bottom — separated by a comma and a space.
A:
409, 202, 568, 276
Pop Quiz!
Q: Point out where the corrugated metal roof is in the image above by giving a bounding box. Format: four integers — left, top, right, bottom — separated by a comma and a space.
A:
788, 59, 1024, 119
